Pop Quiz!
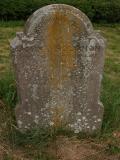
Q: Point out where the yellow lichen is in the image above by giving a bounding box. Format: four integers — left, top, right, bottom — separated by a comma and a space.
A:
51, 106, 65, 127
46, 11, 75, 89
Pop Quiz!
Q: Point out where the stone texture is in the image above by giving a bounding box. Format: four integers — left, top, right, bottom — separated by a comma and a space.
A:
10, 4, 106, 133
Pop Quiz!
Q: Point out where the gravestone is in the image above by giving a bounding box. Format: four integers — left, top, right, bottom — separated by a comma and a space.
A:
10, 4, 106, 133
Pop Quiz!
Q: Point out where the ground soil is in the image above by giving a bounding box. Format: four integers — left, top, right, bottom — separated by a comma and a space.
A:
49, 136, 120, 160
0, 100, 120, 160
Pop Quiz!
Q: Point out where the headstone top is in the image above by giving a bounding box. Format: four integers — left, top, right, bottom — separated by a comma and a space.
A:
24, 4, 93, 35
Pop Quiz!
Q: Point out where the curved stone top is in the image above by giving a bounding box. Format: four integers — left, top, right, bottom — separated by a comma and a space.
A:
24, 4, 93, 35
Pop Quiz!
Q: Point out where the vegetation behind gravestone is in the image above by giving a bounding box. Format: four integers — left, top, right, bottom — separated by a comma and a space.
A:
0, 0, 120, 23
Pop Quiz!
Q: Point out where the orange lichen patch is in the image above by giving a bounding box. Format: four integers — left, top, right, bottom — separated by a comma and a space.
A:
51, 106, 65, 127
46, 11, 76, 89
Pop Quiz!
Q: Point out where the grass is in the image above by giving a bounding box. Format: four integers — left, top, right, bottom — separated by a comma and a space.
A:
0, 71, 17, 108
95, 24, 120, 133
0, 21, 120, 159
0, 21, 23, 75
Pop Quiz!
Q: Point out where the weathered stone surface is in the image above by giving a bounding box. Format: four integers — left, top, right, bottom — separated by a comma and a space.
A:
10, 4, 106, 133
